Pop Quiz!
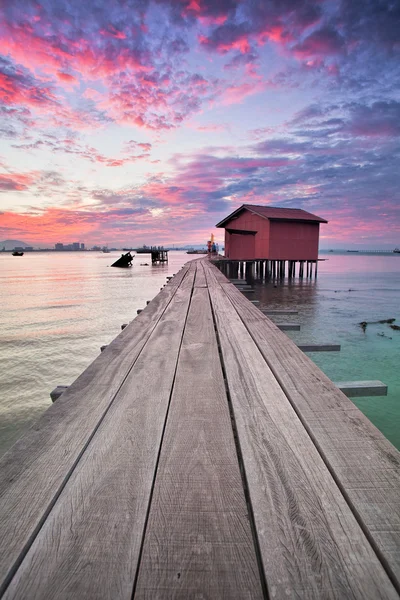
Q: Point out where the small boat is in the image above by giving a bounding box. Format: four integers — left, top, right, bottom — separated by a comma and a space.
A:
186, 249, 208, 254
394, 248, 400, 253
12, 251, 24, 256
102, 247, 110, 253
111, 252, 134, 268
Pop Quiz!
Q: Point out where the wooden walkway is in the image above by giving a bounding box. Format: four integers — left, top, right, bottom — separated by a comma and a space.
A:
0, 259, 399, 599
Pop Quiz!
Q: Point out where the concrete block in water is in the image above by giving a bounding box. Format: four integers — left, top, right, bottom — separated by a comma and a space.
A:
277, 323, 301, 331
335, 380, 388, 398
298, 344, 341, 352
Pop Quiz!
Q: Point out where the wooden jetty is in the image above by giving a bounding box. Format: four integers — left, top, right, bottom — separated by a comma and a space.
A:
0, 259, 399, 599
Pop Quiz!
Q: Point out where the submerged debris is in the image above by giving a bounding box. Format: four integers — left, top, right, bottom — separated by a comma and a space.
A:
359, 318, 396, 332
390, 324, 400, 331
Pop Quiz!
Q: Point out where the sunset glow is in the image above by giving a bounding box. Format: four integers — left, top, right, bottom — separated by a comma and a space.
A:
0, 0, 399, 248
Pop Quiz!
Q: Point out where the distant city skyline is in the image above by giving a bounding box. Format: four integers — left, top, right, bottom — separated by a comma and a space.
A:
0, 1, 399, 249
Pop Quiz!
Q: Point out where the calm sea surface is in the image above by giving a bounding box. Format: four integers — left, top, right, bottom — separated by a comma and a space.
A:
1, 250, 399, 456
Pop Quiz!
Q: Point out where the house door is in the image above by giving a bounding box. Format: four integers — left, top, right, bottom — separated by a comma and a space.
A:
229, 232, 256, 259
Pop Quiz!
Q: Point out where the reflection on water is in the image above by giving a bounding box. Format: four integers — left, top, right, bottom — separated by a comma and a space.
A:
0, 251, 197, 456
0, 251, 399, 455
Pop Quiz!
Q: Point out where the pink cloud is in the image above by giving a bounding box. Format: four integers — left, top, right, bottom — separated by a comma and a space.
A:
0, 170, 40, 191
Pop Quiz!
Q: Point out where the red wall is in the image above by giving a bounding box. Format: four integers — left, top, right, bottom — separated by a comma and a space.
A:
224, 211, 269, 259
269, 221, 320, 260
223, 210, 321, 260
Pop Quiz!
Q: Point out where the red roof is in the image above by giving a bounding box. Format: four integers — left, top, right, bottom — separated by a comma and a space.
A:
216, 204, 328, 227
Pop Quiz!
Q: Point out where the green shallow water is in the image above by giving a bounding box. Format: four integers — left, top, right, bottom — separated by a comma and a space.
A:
244, 253, 400, 450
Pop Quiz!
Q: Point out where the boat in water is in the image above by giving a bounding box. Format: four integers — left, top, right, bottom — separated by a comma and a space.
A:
12, 251, 24, 256
110, 252, 134, 268
394, 248, 400, 253
186, 249, 208, 254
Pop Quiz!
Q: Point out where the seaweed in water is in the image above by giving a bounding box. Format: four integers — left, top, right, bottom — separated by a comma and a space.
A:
390, 324, 400, 331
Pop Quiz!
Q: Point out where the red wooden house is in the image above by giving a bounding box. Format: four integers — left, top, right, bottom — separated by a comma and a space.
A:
216, 205, 327, 261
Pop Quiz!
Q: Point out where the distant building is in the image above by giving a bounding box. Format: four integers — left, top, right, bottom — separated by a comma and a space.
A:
55, 243, 64, 251
72, 242, 80, 251
14, 247, 24, 252
216, 204, 327, 261
24, 247, 33, 252
80, 243, 85, 250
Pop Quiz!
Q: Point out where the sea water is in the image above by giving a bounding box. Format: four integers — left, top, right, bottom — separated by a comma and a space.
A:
248, 252, 400, 449
0, 250, 399, 456
0, 251, 197, 456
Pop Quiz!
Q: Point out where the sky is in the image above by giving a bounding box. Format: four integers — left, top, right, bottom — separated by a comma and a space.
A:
0, 0, 399, 249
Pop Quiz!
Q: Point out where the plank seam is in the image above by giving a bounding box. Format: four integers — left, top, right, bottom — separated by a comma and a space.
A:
212, 268, 400, 596
130, 275, 196, 600
0, 268, 191, 599
206, 282, 270, 600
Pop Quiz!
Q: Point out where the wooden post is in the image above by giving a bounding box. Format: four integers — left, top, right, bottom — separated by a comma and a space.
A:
50, 386, 69, 402
315, 261, 318, 278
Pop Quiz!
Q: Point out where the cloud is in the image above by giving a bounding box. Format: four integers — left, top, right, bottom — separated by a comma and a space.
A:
0, 171, 40, 191
345, 101, 400, 137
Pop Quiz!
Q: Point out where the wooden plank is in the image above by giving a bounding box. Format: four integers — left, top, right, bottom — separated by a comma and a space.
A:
0, 264, 193, 593
216, 271, 400, 590
297, 344, 341, 352
2, 269, 196, 600
193, 261, 207, 288
134, 287, 263, 599
206, 278, 398, 599
335, 380, 388, 397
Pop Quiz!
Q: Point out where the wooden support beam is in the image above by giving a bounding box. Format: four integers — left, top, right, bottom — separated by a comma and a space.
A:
297, 344, 341, 352
50, 386, 69, 402
276, 323, 301, 331
335, 381, 388, 398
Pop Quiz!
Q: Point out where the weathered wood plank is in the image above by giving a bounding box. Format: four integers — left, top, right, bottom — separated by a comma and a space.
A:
206, 276, 398, 599
2, 269, 196, 600
134, 287, 263, 599
0, 265, 193, 593
335, 380, 388, 397
193, 261, 207, 288
216, 270, 400, 590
